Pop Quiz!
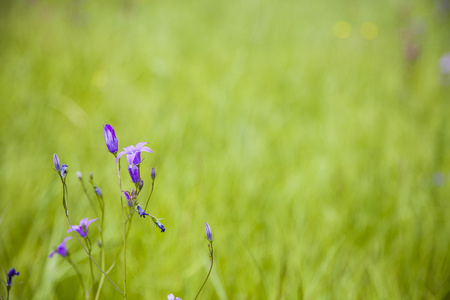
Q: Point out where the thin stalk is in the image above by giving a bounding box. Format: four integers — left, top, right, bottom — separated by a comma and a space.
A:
80, 178, 97, 214
60, 178, 123, 295
194, 243, 214, 300
94, 193, 106, 300
67, 257, 88, 300
116, 160, 127, 299
86, 237, 96, 288
144, 178, 155, 212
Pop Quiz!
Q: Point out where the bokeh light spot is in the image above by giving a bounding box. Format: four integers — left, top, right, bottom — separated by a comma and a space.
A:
333, 21, 352, 39
360, 22, 378, 40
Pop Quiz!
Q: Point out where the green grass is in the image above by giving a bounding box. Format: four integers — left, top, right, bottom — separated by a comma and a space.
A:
1, 0, 450, 299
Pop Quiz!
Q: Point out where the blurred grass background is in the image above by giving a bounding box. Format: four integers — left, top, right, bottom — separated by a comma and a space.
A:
1, 0, 450, 299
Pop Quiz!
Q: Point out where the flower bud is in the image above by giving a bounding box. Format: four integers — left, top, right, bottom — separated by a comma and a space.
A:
151, 167, 156, 180
94, 186, 102, 197
138, 180, 144, 191
205, 222, 213, 242
128, 164, 140, 183
53, 153, 61, 172
103, 124, 119, 154
76, 171, 82, 180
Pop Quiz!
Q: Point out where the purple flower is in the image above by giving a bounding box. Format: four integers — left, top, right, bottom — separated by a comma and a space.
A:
205, 222, 213, 242
7, 268, 20, 286
123, 190, 135, 207
128, 164, 140, 183
60, 164, 68, 178
167, 294, 182, 300
136, 205, 149, 218
116, 142, 153, 165
76, 171, 83, 180
67, 218, 97, 238
151, 167, 156, 180
103, 124, 119, 154
155, 220, 166, 232
94, 186, 102, 197
53, 153, 61, 172
49, 237, 72, 258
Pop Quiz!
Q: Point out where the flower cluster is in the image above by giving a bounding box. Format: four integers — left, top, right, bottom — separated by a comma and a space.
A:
48, 123, 215, 299
7, 268, 20, 287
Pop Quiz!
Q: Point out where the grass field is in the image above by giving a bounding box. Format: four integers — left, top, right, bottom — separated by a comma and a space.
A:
1, 0, 450, 299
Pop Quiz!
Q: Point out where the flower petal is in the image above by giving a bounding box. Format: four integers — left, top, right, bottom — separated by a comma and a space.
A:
116, 151, 127, 163
86, 218, 97, 227
140, 146, 153, 153
135, 142, 148, 150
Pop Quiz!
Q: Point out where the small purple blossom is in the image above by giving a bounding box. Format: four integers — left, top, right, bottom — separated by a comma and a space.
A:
49, 237, 72, 258
116, 142, 153, 165
205, 222, 213, 242
123, 190, 135, 207
128, 164, 140, 183
94, 186, 102, 197
60, 164, 68, 178
76, 171, 82, 180
103, 124, 119, 154
151, 167, 156, 180
7, 268, 20, 286
67, 218, 97, 238
53, 153, 61, 172
136, 205, 149, 218
167, 294, 182, 300
155, 220, 166, 232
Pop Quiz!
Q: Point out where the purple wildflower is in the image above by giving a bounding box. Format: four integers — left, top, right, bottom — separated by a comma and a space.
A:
205, 222, 213, 242
67, 218, 97, 238
94, 186, 102, 197
60, 164, 68, 178
7, 268, 20, 286
123, 190, 135, 207
116, 142, 153, 165
53, 153, 61, 172
151, 167, 156, 180
103, 124, 119, 154
76, 171, 82, 180
49, 237, 72, 258
136, 205, 149, 218
128, 164, 140, 183
155, 220, 166, 232
167, 294, 182, 300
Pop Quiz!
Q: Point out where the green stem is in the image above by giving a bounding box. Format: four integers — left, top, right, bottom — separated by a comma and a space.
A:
116, 160, 127, 300
67, 257, 88, 300
95, 193, 106, 300
194, 243, 214, 300
144, 179, 155, 212
86, 237, 96, 288
60, 179, 123, 295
